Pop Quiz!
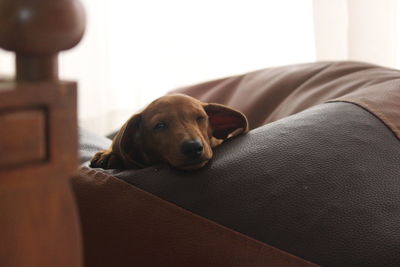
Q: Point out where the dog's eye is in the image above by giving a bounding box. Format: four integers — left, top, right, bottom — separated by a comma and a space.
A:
154, 122, 167, 130
196, 116, 205, 122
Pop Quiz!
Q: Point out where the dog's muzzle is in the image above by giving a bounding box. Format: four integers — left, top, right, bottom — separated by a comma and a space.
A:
181, 139, 203, 159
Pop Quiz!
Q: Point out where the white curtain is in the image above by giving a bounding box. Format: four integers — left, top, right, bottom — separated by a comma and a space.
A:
61, 0, 316, 134
1, 0, 399, 135
313, 0, 398, 67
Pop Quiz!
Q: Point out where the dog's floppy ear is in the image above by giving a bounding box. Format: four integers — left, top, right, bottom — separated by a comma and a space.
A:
203, 103, 249, 139
111, 113, 146, 168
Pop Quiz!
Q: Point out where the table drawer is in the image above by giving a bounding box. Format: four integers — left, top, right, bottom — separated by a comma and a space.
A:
0, 109, 46, 168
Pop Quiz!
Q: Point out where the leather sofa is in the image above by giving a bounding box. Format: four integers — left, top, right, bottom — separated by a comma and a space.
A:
74, 61, 400, 267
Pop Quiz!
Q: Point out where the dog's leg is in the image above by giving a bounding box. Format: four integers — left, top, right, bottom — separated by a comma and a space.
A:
90, 149, 123, 169
210, 137, 224, 147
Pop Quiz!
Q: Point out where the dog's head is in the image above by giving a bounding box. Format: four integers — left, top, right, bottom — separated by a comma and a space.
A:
112, 94, 248, 170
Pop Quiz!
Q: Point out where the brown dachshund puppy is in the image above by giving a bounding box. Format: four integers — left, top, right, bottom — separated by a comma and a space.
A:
90, 94, 248, 171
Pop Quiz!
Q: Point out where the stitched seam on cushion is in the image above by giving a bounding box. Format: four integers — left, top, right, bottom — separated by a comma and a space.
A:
78, 166, 313, 264
326, 99, 400, 140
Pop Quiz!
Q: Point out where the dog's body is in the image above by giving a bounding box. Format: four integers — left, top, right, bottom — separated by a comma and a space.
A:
90, 94, 248, 170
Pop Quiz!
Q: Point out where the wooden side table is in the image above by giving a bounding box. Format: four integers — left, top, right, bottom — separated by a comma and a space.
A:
0, 0, 85, 266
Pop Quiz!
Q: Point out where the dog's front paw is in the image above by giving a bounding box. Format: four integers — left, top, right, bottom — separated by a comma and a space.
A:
90, 149, 123, 169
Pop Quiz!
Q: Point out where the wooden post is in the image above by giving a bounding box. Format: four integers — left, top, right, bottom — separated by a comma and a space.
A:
0, 0, 85, 81
0, 0, 86, 266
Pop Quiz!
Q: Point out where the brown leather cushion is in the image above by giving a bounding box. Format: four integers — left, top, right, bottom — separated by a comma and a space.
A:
172, 61, 400, 137
74, 61, 400, 267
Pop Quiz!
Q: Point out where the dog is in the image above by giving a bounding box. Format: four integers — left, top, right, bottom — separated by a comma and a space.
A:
90, 94, 248, 171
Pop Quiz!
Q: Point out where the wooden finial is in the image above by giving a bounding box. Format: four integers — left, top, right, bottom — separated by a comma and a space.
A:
0, 0, 86, 81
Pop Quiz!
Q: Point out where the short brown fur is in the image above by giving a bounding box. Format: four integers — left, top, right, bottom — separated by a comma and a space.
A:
90, 94, 248, 170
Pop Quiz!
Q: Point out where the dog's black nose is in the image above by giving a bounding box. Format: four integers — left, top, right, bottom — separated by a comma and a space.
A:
181, 140, 203, 159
